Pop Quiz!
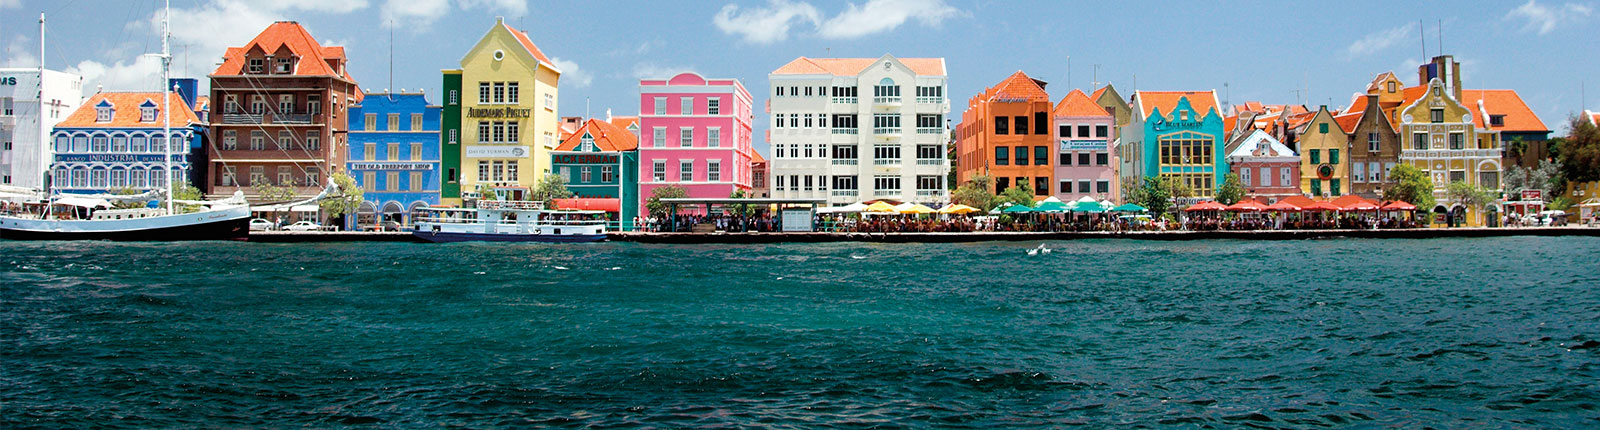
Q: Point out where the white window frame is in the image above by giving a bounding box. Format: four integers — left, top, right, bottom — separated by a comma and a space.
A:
707, 127, 721, 148
679, 127, 693, 147
679, 159, 694, 182
708, 160, 721, 182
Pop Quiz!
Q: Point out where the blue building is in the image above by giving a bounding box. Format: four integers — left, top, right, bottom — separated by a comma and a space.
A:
347, 92, 441, 230
1119, 91, 1227, 198
49, 83, 205, 195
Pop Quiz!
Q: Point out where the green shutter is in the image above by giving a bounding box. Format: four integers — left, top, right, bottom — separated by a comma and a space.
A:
1311, 179, 1321, 196
1330, 149, 1339, 164
1331, 179, 1341, 196
1319, 123, 1328, 133
1310, 150, 1320, 164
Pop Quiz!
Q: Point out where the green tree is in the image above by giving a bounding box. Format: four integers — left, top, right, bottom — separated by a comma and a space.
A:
1166, 176, 1194, 199
252, 182, 296, 203
1557, 115, 1600, 183
726, 189, 759, 216
1548, 196, 1575, 211
952, 174, 999, 211
997, 182, 1035, 208
1138, 176, 1174, 217
1384, 164, 1436, 210
645, 184, 687, 217
1445, 181, 1493, 226
319, 172, 364, 220
1214, 173, 1246, 205
474, 182, 498, 201
109, 187, 148, 209
1120, 177, 1145, 205
1504, 159, 1562, 200
530, 173, 574, 208
171, 180, 205, 214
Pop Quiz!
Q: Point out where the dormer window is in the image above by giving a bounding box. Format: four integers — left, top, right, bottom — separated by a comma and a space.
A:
94, 100, 114, 122
1490, 115, 1505, 127
276, 58, 292, 74
580, 134, 595, 152
1180, 111, 1189, 121
139, 100, 158, 123
248, 58, 264, 74
1386, 81, 1396, 93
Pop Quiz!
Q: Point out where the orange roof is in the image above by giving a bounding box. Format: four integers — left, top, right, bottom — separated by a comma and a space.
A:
1587, 110, 1600, 126
1285, 111, 1317, 130
503, 21, 556, 68
1135, 90, 1221, 118
982, 71, 1049, 101
608, 116, 639, 131
194, 96, 210, 110
212, 21, 354, 81
1224, 115, 1238, 135
1333, 112, 1363, 133
1366, 71, 1399, 92
772, 57, 946, 76
556, 119, 638, 152
1460, 89, 1547, 132
1088, 86, 1109, 102
1054, 89, 1108, 117
750, 150, 766, 163
56, 92, 200, 128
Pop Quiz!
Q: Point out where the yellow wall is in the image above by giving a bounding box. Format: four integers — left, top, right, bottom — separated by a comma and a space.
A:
1397, 79, 1503, 228
1299, 109, 1350, 197
457, 20, 560, 197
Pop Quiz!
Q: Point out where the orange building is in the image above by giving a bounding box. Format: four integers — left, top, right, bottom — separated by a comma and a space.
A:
956, 71, 1054, 196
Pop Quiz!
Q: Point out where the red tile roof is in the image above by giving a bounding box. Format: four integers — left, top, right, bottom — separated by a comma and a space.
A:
1054, 89, 1107, 117
556, 119, 638, 151
772, 57, 946, 76
1135, 90, 1221, 118
1587, 110, 1600, 126
1088, 86, 1109, 102
1460, 89, 1547, 132
608, 116, 639, 131
982, 71, 1049, 101
212, 21, 354, 81
56, 92, 199, 128
1333, 112, 1363, 133
751, 150, 766, 163
503, 21, 555, 67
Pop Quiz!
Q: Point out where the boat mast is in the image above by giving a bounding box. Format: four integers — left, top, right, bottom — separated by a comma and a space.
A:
161, 0, 173, 213
39, 12, 47, 197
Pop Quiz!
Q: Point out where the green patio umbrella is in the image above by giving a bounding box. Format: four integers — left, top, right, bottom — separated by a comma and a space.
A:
1034, 200, 1070, 213
1002, 204, 1036, 213
1111, 203, 1148, 212
1072, 201, 1108, 213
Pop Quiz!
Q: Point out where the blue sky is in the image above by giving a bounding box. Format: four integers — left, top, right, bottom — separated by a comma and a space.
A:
3, 0, 1596, 156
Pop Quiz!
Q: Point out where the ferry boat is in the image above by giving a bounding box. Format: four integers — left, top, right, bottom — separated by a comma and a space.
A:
412, 200, 608, 243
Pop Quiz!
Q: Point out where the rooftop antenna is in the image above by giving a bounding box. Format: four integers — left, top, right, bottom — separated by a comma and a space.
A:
1222, 82, 1229, 111
1437, 19, 1443, 56
1419, 20, 1427, 60
388, 21, 394, 100
1066, 56, 1071, 90
1091, 64, 1101, 89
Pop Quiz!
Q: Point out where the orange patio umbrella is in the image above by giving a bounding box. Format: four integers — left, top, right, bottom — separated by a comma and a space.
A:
1225, 200, 1269, 212
1184, 201, 1228, 212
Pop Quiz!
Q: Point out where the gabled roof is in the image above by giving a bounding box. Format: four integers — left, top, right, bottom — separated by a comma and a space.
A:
608, 116, 639, 131
1054, 89, 1107, 117
212, 21, 354, 80
1460, 89, 1547, 132
1587, 110, 1600, 126
56, 92, 200, 128
1286, 111, 1318, 130
502, 20, 557, 70
772, 56, 946, 76
1228, 129, 1297, 158
751, 150, 766, 163
1333, 112, 1363, 133
982, 71, 1049, 101
555, 119, 638, 152
194, 96, 210, 111
1135, 90, 1221, 118
1366, 71, 1399, 92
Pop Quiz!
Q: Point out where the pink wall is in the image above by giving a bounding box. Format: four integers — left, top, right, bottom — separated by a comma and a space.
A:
637, 73, 755, 215
1232, 161, 1300, 198
1054, 115, 1118, 200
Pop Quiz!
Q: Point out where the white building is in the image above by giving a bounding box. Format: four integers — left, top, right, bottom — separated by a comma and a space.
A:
1, 68, 84, 189
767, 55, 949, 206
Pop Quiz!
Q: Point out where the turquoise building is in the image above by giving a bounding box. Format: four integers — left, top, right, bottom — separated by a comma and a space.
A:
550, 119, 638, 230
1120, 91, 1227, 197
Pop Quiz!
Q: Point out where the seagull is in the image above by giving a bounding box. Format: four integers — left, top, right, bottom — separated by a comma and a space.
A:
1027, 243, 1051, 256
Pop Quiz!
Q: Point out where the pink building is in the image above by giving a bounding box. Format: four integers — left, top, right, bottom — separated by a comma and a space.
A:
1052, 89, 1119, 201
638, 73, 755, 214
1226, 129, 1301, 203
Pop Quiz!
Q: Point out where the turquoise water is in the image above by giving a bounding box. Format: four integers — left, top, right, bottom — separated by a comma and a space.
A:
2, 238, 1598, 428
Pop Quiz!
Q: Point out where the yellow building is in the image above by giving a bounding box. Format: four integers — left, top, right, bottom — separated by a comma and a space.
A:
1296, 106, 1350, 197
446, 17, 561, 202
1397, 57, 1503, 227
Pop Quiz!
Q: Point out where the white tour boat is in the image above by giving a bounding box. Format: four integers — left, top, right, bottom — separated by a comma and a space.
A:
412, 200, 608, 243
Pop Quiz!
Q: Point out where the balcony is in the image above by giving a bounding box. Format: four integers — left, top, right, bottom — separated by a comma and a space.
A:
831, 190, 858, 198
831, 159, 858, 165
873, 189, 900, 197
873, 158, 901, 166
916, 127, 942, 134
831, 127, 858, 135
915, 158, 946, 166
832, 96, 858, 104
915, 97, 945, 104
873, 96, 902, 105
272, 113, 315, 124
916, 190, 944, 197
873, 127, 901, 136
1398, 148, 1503, 160
221, 113, 264, 124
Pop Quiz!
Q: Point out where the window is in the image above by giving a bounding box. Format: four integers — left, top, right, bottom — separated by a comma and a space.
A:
1281, 168, 1292, 187
1078, 125, 1090, 139
775, 175, 785, 191
506, 161, 518, 182
652, 127, 666, 147
275, 57, 292, 73
994, 116, 1009, 135
479, 82, 490, 103
1035, 177, 1049, 196
680, 97, 693, 115
506, 122, 519, 143
278, 95, 294, 114
493, 82, 505, 104
1330, 179, 1341, 196
654, 97, 666, 115
1260, 167, 1272, 187
1096, 180, 1110, 194
1329, 149, 1339, 164
491, 161, 505, 181
250, 95, 266, 114
544, 93, 554, 109
448, 129, 458, 144
1095, 125, 1108, 138
680, 160, 694, 181
804, 114, 813, 128
1479, 171, 1499, 189
219, 131, 234, 151
1310, 149, 1321, 164
1014, 146, 1028, 165
680, 127, 693, 147
790, 114, 800, 128
1369, 162, 1381, 182
132, 136, 148, 152
834, 176, 858, 190
995, 147, 1009, 165
1449, 170, 1465, 184
1034, 112, 1048, 135
1430, 109, 1444, 123
140, 106, 157, 122
1095, 152, 1109, 166
917, 145, 941, 160
410, 143, 422, 161
601, 166, 614, 183
1490, 115, 1505, 127
708, 128, 721, 148
306, 167, 320, 187
1413, 132, 1428, 150
138, 169, 153, 187
387, 113, 400, 131
90, 169, 107, 188
278, 166, 293, 185
1079, 153, 1091, 166
1059, 180, 1071, 193
92, 137, 108, 152
874, 144, 901, 163
916, 114, 941, 132
448, 90, 458, 105
1449, 133, 1464, 150
775, 86, 785, 97
803, 175, 813, 191
1059, 152, 1071, 166
305, 132, 319, 150
1015, 115, 1029, 135
277, 131, 292, 150
872, 114, 900, 134
653, 160, 666, 182
1079, 180, 1091, 194
362, 171, 376, 191
1368, 133, 1380, 152
364, 113, 377, 130
447, 168, 457, 182
1034, 146, 1048, 166
409, 171, 422, 191
384, 172, 398, 191
248, 58, 263, 73
1319, 123, 1329, 133
873, 175, 901, 192
1311, 179, 1322, 196
1241, 167, 1252, 186
834, 145, 859, 161
708, 161, 721, 182
581, 166, 592, 183
506, 82, 519, 104
1353, 162, 1365, 183
478, 161, 490, 182
95, 106, 113, 122
110, 136, 127, 152
996, 177, 1009, 193
708, 98, 720, 115
386, 143, 400, 161
411, 113, 423, 131
308, 94, 321, 115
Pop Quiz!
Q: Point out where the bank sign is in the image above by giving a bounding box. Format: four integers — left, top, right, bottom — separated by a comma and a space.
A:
0, 76, 17, 86
552, 153, 619, 165
350, 162, 434, 171
55, 154, 183, 163
465, 145, 529, 158
466, 107, 532, 118
1059, 139, 1105, 151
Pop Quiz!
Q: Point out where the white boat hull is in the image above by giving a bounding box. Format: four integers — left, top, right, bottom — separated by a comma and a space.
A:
0, 205, 252, 241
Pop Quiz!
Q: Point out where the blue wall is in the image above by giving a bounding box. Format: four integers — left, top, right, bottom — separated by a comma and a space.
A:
347, 93, 441, 228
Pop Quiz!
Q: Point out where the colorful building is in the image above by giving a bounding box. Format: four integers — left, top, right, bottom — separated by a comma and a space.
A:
637, 72, 755, 214
955, 71, 1053, 196
1296, 106, 1351, 198
443, 17, 562, 204
2, 68, 83, 189
1120, 91, 1225, 197
1053, 88, 1117, 201
552, 118, 638, 229
1226, 129, 1300, 202
346, 92, 441, 230
1397, 56, 1504, 226
205, 21, 359, 207
768, 55, 950, 206
48, 89, 202, 195
1343, 88, 1404, 198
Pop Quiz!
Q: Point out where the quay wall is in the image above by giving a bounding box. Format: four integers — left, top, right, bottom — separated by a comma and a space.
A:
244, 227, 1600, 243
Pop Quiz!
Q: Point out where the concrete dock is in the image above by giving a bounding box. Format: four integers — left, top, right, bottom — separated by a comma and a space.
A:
247, 227, 1600, 243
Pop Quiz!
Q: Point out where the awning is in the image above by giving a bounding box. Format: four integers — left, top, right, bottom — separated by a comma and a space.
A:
55, 196, 112, 208
1225, 200, 1269, 212
552, 198, 620, 212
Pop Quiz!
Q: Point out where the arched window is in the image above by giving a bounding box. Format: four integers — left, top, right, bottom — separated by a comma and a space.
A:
873, 78, 900, 101
110, 168, 128, 188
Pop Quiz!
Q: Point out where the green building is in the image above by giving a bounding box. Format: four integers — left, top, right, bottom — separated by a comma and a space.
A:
550, 119, 639, 230
440, 70, 463, 205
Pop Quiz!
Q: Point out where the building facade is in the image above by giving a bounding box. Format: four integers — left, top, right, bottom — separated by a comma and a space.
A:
552, 118, 638, 229
206, 21, 360, 205
1398, 58, 1503, 226
48, 90, 202, 195
1, 68, 83, 189
956, 71, 1053, 197
1345, 93, 1403, 198
1120, 91, 1226, 197
768, 55, 949, 206
1226, 129, 1300, 202
1296, 107, 1351, 198
444, 17, 561, 204
637, 72, 755, 214
347, 92, 441, 229
1053, 88, 1117, 201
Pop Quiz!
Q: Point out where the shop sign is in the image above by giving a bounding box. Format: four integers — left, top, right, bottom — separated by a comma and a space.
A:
54, 154, 180, 163
1520, 189, 1542, 201
552, 153, 618, 165
1059, 139, 1105, 151
465, 145, 528, 158
466, 107, 532, 118
351, 162, 433, 171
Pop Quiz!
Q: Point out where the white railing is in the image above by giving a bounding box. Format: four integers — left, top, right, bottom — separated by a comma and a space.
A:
1399, 149, 1503, 160
832, 159, 858, 165
916, 127, 942, 134
915, 97, 945, 104
916, 190, 944, 197
915, 159, 945, 165
873, 190, 900, 197
873, 127, 901, 135
832, 128, 858, 135
874, 158, 901, 165
831, 190, 858, 197
832, 96, 858, 104
873, 97, 902, 105
476, 200, 544, 210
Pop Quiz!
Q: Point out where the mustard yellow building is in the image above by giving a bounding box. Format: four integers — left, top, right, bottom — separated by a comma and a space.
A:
443, 17, 561, 203
1397, 56, 1503, 227
1297, 106, 1350, 197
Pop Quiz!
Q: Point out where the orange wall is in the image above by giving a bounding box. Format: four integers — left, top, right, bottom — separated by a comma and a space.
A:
957, 99, 1054, 191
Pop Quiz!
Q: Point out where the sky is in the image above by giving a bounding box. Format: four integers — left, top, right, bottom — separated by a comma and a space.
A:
2, 0, 1597, 157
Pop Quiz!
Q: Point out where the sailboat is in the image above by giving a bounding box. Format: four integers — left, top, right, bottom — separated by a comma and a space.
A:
0, 1, 252, 241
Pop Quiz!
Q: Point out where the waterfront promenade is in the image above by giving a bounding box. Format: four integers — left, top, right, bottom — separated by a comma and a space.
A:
250, 226, 1600, 243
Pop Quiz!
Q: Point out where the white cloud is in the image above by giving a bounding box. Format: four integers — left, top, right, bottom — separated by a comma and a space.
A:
380, 0, 450, 29
0, 0, 21, 9
550, 57, 590, 87
1345, 25, 1411, 58
460, 0, 528, 18
632, 63, 697, 80
1, 38, 38, 68
1506, 0, 1594, 35
69, 56, 166, 94
817, 0, 959, 39
714, 0, 821, 44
